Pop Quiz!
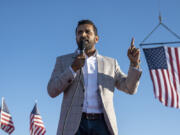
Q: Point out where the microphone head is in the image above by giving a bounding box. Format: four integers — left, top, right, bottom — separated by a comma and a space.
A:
78, 39, 87, 53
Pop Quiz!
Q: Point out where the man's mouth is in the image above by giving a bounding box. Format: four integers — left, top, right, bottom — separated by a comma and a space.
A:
80, 38, 89, 44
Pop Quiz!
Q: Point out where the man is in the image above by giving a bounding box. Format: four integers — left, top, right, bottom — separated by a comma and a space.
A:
47, 20, 142, 135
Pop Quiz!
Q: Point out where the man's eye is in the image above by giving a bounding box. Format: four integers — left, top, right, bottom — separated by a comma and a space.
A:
78, 31, 82, 35
86, 30, 90, 34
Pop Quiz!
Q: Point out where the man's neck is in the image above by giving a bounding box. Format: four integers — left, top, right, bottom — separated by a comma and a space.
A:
85, 48, 96, 57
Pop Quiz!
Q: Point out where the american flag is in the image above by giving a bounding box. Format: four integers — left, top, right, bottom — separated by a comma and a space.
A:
0, 98, 15, 134
143, 46, 180, 108
30, 103, 46, 135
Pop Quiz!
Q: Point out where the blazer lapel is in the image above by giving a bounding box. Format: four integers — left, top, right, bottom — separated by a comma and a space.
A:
97, 54, 104, 91
79, 69, 85, 89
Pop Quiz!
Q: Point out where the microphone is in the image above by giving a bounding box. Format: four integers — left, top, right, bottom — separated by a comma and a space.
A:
78, 39, 86, 54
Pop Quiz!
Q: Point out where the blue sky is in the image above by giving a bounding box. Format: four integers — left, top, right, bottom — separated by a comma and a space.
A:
0, 0, 180, 135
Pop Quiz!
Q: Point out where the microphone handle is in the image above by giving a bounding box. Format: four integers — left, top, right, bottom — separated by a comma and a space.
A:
80, 49, 84, 54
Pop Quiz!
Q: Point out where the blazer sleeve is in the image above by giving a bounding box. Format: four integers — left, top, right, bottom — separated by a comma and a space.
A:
47, 57, 75, 98
114, 59, 142, 94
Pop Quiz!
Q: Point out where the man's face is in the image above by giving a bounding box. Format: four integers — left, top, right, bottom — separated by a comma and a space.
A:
76, 24, 98, 51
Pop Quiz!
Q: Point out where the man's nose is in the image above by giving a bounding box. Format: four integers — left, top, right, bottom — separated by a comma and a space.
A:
82, 32, 87, 37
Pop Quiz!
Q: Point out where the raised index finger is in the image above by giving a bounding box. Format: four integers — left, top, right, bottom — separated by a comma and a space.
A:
130, 37, 135, 48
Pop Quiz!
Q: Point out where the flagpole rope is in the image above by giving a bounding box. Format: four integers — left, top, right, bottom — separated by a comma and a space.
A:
161, 23, 180, 40
140, 22, 180, 46
140, 23, 161, 44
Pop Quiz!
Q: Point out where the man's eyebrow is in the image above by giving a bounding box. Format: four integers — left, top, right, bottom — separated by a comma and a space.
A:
77, 29, 83, 32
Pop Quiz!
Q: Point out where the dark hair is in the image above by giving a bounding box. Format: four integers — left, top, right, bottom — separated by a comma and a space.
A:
76, 20, 98, 36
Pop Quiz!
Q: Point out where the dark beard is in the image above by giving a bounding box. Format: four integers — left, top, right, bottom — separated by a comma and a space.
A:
77, 38, 95, 51
85, 43, 93, 50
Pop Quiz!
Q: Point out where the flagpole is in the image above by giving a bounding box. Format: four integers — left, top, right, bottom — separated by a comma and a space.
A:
2, 97, 4, 110
35, 99, 38, 105
0, 97, 4, 129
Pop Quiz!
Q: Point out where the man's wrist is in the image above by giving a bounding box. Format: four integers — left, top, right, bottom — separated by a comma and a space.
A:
130, 61, 140, 68
71, 65, 78, 72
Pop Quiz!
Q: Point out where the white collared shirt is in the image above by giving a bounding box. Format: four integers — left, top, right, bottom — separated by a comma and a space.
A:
70, 53, 103, 113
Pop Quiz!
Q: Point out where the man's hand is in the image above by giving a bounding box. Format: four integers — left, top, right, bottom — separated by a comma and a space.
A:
127, 37, 140, 68
71, 53, 86, 72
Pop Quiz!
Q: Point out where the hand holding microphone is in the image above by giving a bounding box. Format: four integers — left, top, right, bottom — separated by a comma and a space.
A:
71, 39, 86, 72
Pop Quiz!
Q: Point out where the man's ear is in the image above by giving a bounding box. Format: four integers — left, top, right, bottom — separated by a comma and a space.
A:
95, 35, 99, 43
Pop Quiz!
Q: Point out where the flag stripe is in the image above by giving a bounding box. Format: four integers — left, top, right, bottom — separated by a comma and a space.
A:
158, 70, 166, 105
2, 111, 11, 117
167, 47, 179, 108
1, 118, 14, 126
37, 128, 43, 135
166, 70, 175, 107
151, 70, 160, 98
150, 70, 157, 97
171, 48, 180, 107
161, 70, 168, 106
155, 70, 163, 102
164, 70, 172, 107
175, 48, 180, 84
